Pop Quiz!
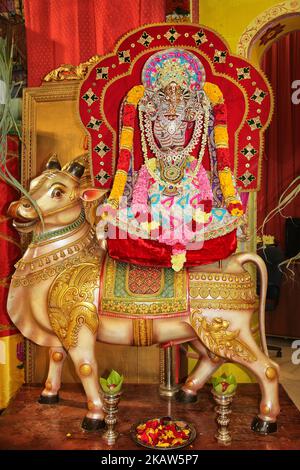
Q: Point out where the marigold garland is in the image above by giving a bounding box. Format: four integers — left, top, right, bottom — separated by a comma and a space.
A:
214, 125, 229, 148
203, 82, 224, 105
219, 168, 244, 216
205, 83, 243, 217
108, 86, 145, 207
108, 81, 242, 218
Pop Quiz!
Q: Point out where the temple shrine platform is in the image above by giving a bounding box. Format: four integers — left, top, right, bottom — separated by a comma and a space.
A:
0, 384, 300, 450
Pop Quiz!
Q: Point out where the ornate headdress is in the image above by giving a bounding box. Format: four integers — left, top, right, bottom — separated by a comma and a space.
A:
142, 48, 206, 92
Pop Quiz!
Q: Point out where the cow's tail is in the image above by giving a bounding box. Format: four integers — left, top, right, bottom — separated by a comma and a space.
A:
232, 252, 269, 356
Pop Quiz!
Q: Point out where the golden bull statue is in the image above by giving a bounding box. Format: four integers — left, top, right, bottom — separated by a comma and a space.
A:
7, 156, 280, 435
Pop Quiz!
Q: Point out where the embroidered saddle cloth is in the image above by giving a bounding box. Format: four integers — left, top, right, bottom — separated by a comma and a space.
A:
99, 255, 188, 319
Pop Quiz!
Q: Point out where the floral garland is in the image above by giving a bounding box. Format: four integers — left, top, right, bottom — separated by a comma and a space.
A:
107, 85, 145, 208
106, 82, 243, 218
204, 82, 243, 217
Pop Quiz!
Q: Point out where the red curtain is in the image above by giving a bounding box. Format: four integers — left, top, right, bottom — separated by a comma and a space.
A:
0, 136, 24, 409
258, 31, 300, 247
24, 0, 165, 87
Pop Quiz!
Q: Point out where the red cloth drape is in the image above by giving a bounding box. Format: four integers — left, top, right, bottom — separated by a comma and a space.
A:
24, 0, 165, 87
258, 31, 300, 247
0, 136, 24, 409
108, 231, 237, 267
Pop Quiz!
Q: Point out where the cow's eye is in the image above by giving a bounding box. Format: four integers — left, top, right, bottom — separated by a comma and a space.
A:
51, 187, 64, 198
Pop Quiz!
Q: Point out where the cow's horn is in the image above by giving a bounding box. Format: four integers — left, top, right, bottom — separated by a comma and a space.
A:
46, 154, 61, 170
66, 162, 85, 178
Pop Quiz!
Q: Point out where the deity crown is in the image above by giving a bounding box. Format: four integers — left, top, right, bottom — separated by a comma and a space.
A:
156, 60, 188, 90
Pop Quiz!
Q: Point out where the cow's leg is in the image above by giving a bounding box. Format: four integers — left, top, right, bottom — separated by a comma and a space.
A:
68, 326, 105, 432
191, 309, 280, 434
39, 346, 67, 404
175, 339, 224, 403
226, 334, 280, 435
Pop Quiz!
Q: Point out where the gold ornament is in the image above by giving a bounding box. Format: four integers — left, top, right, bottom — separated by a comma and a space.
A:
265, 366, 277, 381
52, 352, 63, 362
43, 55, 101, 82
87, 400, 95, 411
133, 319, 153, 346
12, 239, 99, 288
45, 380, 52, 391
260, 404, 271, 415
48, 262, 99, 350
191, 308, 257, 363
189, 271, 257, 311
185, 380, 195, 389
156, 60, 187, 89
79, 363, 92, 377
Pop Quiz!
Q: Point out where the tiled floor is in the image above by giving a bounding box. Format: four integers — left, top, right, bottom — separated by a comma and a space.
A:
268, 337, 300, 410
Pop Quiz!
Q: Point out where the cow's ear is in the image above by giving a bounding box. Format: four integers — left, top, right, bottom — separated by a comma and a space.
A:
80, 188, 109, 202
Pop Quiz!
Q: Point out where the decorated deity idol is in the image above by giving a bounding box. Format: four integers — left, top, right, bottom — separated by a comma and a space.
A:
99, 49, 244, 271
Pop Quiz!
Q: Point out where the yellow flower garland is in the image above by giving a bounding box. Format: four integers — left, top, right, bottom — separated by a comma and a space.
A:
108, 169, 127, 204
126, 85, 145, 105
108, 86, 145, 207
214, 125, 228, 148
218, 168, 236, 202
120, 127, 134, 149
203, 82, 224, 106
204, 82, 243, 216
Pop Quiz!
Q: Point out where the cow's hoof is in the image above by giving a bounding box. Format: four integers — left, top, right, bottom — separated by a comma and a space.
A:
81, 417, 105, 432
174, 389, 198, 404
251, 416, 277, 434
38, 394, 59, 404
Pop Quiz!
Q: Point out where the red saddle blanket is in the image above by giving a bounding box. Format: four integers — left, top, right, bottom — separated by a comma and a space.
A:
107, 230, 237, 267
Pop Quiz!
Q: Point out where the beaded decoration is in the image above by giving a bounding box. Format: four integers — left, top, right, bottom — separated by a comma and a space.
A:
32, 209, 86, 244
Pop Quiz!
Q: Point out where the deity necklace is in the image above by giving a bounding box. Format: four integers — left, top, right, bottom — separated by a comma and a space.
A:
139, 96, 210, 196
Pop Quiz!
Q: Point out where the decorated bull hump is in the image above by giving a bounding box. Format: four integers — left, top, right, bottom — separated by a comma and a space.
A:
48, 262, 100, 350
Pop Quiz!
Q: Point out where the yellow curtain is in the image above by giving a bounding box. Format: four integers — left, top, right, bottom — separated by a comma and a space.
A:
0, 333, 24, 409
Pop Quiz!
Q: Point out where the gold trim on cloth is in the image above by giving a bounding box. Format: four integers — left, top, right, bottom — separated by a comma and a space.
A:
100, 256, 188, 319
189, 271, 257, 310
133, 319, 153, 346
